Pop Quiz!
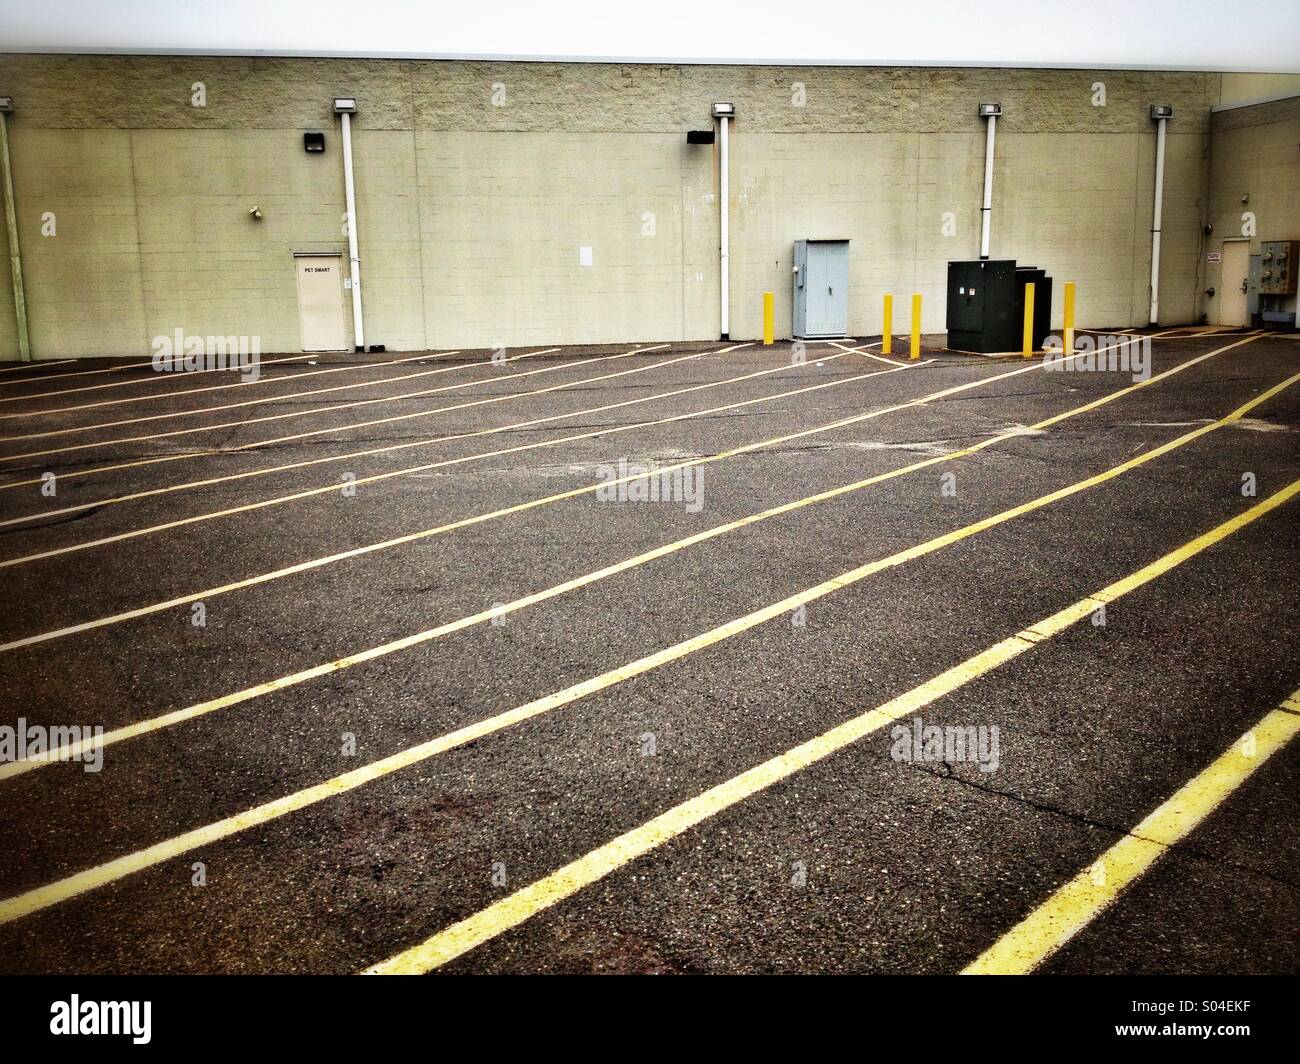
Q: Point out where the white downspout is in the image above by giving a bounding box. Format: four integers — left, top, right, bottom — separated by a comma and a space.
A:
718, 111, 731, 340
1149, 109, 1169, 326
979, 105, 999, 259
0, 102, 31, 361
338, 109, 366, 352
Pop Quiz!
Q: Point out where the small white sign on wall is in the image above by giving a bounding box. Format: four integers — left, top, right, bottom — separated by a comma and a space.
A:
579, 246, 593, 268
1207, 251, 1222, 263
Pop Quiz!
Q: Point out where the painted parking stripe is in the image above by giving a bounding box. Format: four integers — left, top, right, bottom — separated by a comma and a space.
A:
361, 481, 1300, 974
0, 328, 1116, 481
961, 690, 1300, 975
0, 359, 76, 381
830, 343, 899, 368
0, 337, 1251, 653
0, 344, 664, 444
2, 380, 1292, 926
0, 355, 914, 650
0, 347, 671, 481
0, 343, 796, 528
0, 350, 449, 428
5, 356, 1272, 770
0, 332, 1253, 567
0, 344, 827, 564
0, 353, 318, 406
0, 343, 669, 461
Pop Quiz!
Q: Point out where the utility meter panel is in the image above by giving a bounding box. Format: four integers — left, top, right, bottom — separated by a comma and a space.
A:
1259, 240, 1298, 296
793, 239, 850, 338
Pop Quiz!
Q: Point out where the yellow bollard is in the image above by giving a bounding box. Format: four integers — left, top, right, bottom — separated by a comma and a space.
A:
1063, 281, 1076, 354
910, 293, 922, 360
882, 293, 893, 355
762, 291, 774, 345
1022, 282, 1035, 357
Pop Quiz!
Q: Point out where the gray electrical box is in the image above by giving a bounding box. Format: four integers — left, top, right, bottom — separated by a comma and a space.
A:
793, 239, 849, 338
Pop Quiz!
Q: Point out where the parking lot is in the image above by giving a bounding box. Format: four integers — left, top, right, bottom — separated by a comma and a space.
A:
0, 329, 1296, 974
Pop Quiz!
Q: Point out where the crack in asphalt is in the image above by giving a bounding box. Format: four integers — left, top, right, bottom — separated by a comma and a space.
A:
901, 758, 1300, 892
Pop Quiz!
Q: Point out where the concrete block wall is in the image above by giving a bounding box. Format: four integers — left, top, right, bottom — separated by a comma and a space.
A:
0, 55, 1289, 358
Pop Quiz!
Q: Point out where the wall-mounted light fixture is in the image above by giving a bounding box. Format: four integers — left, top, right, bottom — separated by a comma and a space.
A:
332, 98, 357, 114
248, 206, 263, 220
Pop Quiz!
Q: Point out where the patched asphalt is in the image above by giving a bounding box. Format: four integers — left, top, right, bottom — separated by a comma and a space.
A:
0, 331, 1296, 974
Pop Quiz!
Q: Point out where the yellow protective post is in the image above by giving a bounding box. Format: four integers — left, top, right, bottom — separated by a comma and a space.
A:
762, 292, 774, 345
882, 293, 893, 355
1063, 281, 1076, 354
1022, 282, 1035, 357
910, 293, 922, 360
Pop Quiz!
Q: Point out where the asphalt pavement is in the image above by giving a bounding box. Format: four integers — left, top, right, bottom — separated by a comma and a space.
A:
0, 328, 1295, 974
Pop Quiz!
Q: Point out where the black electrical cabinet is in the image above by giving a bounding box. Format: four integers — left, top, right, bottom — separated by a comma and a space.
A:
946, 259, 1018, 353
947, 259, 1053, 353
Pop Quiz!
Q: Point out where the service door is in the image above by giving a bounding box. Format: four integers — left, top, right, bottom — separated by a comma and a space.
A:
1218, 240, 1250, 327
806, 242, 849, 337
295, 255, 348, 352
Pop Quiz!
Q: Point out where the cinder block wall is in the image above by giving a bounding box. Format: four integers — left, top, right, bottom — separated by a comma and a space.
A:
0, 55, 1286, 358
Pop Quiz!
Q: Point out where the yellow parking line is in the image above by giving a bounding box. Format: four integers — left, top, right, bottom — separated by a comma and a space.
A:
0, 345, 859, 566
0, 348, 665, 484
0, 330, 1109, 488
0, 332, 1254, 568
963, 690, 1300, 975
0, 350, 449, 428
2, 378, 1292, 927
828, 340, 897, 367
0, 359, 77, 381
0, 353, 330, 406
0, 345, 647, 444
0, 344, 672, 462
0, 359, 902, 650
0, 337, 1253, 652
362, 481, 1300, 973
0, 344, 781, 528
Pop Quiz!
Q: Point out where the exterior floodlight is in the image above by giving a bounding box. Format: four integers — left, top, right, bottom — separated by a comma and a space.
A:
711, 102, 735, 118
333, 98, 357, 114
978, 102, 1001, 118
1150, 104, 1173, 120
0, 97, 13, 112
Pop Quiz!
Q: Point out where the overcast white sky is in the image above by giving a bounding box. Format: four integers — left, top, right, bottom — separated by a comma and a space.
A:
0, 0, 1296, 71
